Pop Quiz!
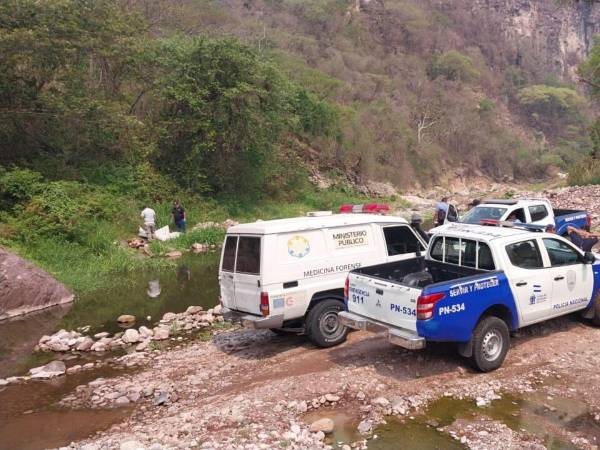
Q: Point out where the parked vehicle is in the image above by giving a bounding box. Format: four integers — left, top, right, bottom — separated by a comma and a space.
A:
339, 222, 600, 371
434, 199, 591, 236
219, 210, 428, 347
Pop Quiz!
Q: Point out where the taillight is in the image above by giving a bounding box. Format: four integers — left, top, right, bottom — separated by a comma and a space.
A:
260, 292, 269, 317
416, 292, 445, 320
344, 276, 350, 301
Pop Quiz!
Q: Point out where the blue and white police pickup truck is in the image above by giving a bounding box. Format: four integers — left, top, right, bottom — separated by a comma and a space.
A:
339, 222, 600, 372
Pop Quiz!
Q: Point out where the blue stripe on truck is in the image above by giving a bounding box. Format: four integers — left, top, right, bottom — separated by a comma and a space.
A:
416, 271, 518, 343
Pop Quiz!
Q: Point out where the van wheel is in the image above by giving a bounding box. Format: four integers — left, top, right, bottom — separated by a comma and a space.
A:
306, 299, 348, 348
471, 316, 509, 372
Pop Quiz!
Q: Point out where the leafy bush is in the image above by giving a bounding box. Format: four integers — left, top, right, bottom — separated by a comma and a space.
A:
517, 85, 584, 118
428, 51, 480, 82
0, 167, 44, 209
568, 157, 600, 186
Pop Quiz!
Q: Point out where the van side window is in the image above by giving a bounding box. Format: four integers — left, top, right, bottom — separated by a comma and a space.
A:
383, 226, 424, 256
236, 237, 261, 275
505, 240, 543, 269
529, 204, 549, 222
222, 236, 238, 272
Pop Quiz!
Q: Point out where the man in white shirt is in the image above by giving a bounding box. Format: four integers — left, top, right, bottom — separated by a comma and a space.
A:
140, 206, 157, 240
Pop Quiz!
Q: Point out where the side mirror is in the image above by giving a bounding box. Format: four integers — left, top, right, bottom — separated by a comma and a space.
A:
584, 252, 596, 264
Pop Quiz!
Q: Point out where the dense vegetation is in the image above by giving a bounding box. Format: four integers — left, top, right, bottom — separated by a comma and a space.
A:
0, 0, 596, 290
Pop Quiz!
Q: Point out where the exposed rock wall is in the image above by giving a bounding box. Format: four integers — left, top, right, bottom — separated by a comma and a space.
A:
470, 0, 600, 79
0, 247, 74, 320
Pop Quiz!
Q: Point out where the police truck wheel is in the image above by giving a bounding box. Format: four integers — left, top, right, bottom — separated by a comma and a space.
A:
471, 316, 509, 372
592, 293, 600, 327
306, 299, 348, 348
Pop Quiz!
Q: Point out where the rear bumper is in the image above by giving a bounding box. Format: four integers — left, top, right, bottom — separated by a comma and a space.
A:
222, 307, 284, 329
338, 311, 426, 350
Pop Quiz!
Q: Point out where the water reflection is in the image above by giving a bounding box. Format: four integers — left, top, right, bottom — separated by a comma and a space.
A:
147, 279, 161, 298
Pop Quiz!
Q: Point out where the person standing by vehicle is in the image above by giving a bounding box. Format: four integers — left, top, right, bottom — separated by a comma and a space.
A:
172, 200, 187, 233
566, 225, 599, 252
434, 197, 449, 227
141, 205, 157, 240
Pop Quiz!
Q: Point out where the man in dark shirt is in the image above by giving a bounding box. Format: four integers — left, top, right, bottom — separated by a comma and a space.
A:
172, 200, 187, 233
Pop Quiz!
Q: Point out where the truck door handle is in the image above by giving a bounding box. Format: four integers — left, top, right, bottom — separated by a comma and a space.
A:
376, 288, 383, 295
554, 276, 565, 281
516, 281, 527, 287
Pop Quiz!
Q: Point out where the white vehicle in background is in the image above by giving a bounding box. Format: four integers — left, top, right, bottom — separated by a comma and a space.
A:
219, 207, 428, 347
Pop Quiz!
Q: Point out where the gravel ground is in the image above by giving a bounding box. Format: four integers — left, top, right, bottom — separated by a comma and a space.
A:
50, 311, 600, 450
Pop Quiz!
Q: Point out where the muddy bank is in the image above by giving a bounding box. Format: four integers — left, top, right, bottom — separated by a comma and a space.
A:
0, 247, 73, 321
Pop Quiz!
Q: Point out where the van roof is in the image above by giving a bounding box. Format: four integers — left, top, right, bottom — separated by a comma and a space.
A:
432, 223, 537, 242
227, 214, 409, 235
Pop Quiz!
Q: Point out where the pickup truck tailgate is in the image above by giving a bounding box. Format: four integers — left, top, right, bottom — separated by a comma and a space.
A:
347, 274, 420, 332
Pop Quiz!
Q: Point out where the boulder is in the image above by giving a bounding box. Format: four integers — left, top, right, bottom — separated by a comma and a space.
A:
117, 315, 136, 324
29, 360, 66, 379
186, 305, 203, 315
165, 251, 182, 259
138, 326, 153, 338
212, 304, 223, 315
309, 418, 334, 434
75, 337, 94, 351
0, 247, 74, 321
122, 329, 140, 344
153, 328, 170, 340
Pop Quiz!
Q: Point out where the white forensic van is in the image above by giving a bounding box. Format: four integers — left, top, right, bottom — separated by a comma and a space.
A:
219, 212, 428, 347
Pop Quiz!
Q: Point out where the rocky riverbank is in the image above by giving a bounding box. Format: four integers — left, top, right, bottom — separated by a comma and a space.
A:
43, 313, 600, 450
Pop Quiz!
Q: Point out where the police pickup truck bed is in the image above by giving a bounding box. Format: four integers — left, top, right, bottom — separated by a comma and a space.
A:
339, 223, 600, 372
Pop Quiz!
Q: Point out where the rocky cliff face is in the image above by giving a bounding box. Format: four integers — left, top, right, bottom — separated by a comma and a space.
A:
470, 0, 600, 79
0, 247, 74, 320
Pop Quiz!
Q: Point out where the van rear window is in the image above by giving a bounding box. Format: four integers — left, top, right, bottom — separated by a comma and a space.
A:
236, 237, 261, 275
383, 225, 424, 256
222, 236, 237, 272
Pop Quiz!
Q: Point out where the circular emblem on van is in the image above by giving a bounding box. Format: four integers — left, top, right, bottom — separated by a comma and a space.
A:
288, 236, 310, 258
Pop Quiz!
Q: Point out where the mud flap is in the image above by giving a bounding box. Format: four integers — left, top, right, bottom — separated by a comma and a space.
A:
457, 339, 473, 358
581, 292, 600, 319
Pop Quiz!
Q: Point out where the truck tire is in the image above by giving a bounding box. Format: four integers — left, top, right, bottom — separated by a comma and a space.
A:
471, 316, 510, 372
592, 293, 600, 327
306, 299, 348, 348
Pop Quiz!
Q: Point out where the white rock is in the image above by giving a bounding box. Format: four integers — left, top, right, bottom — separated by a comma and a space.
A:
29, 360, 66, 379
120, 440, 145, 450
297, 401, 308, 413
138, 326, 154, 338
357, 420, 372, 434
372, 397, 390, 407
0, 379, 8, 386
136, 340, 150, 352
314, 431, 325, 441
309, 418, 334, 434
117, 314, 136, 324
325, 394, 340, 402
94, 332, 110, 339
123, 329, 140, 344
213, 304, 223, 315
153, 328, 170, 340
90, 341, 106, 352
76, 337, 94, 351
162, 312, 177, 322
186, 306, 203, 315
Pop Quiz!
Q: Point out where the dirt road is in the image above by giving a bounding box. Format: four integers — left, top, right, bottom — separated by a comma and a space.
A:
37, 313, 600, 450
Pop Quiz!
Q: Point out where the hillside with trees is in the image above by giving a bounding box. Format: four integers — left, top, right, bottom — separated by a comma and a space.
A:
0, 0, 598, 290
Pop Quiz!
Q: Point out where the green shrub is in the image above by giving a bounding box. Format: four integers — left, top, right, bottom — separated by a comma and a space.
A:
568, 157, 600, 186
0, 167, 44, 209
428, 50, 480, 82
478, 98, 495, 113
517, 85, 585, 117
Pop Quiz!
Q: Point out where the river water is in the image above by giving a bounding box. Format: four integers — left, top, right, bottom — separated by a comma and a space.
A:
0, 252, 220, 379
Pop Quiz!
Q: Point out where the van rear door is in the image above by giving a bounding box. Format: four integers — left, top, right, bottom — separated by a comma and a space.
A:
219, 235, 238, 310
233, 236, 262, 315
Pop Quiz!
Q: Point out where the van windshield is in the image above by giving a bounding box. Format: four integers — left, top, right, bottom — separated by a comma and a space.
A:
461, 206, 507, 224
